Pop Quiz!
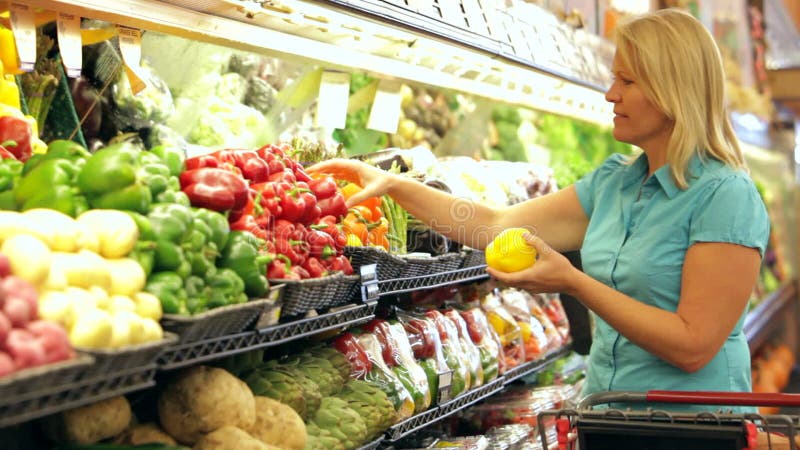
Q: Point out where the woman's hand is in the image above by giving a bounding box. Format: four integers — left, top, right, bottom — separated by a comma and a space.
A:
486, 233, 580, 295
307, 159, 391, 207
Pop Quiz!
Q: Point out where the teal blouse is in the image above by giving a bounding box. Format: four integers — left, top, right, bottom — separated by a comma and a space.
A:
574, 152, 770, 412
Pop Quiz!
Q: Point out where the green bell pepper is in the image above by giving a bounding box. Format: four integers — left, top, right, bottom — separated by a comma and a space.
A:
77, 142, 174, 213
0, 158, 22, 192
14, 158, 88, 216
0, 190, 16, 211
154, 240, 187, 273
218, 231, 270, 298
206, 268, 247, 308
193, 207, 230, 251
184, 275, 208, 314
23, 140, 90, 175
156, 188, 191, 207
151, 144, 186, 177
144, 271, 188, 315
125, 211, 156, 241
148, 203, 194, 243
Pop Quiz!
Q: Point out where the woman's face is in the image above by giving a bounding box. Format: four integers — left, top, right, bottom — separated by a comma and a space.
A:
605, 52, 673, 153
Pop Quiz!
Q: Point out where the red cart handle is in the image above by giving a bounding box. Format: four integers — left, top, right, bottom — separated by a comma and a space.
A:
579, 390, 800, 409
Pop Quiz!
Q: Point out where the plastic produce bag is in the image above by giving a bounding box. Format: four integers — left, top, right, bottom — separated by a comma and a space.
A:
498, 288, 551, 361
482, 289, 526, 369
535, 292, 571, 344
398, 311, 452, 405
424, 309, 472, 396
357, 332, 416, 421
459, 307, 502, 381
443, 309, 485, 388
111, 64, 175, 131
361, 319, 432, 414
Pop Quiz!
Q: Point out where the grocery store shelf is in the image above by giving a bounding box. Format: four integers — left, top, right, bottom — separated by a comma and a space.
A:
744, 282, 798, 355
26, 0, 613, 126
0, 365, 156, 428
377, 264, 489, 297
383, 345, 569, 442
158, 302, 376, 370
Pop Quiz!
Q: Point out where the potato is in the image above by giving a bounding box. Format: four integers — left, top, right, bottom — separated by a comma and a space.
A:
158, 365, 256, 444
42, 395, 132, 444
193, 426, 280, 450
113, 423, 177, 446
245, 397, 306, 450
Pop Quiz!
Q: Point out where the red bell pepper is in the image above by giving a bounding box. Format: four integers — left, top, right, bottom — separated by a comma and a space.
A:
216, 150, 271, 183
251, 182, 283, 219
325, 254, 353, 275
311, 215, 347, 251
0, 116, 32, 162
361, 320, 401, 367
0, 143, 17, 159
332, 332, 372, 378
295, 181, 321, 225
302, 256, 328, 278
403, 318, 438, 359
308, 176, 337, 200
306, 229, 338, 260
316, 193, 348, 219
277, 184, 307, 222
290, 264, 310, 279
267, 254, 298, 279
268, 168, 296, 184
180, 168, 249, 212
185, 154, 220, 170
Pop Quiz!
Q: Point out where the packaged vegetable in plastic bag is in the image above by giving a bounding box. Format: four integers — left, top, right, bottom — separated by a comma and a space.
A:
424, 309, 472, 396
112, 64, 175, 131
356, 332, 416, 421
444, 309, 485, 388
362, 319, 432, 414
332, 331, 373, 380
498, 288, 551, 361
460, 307, 502, 381
527, 293, 565, 351
482, 289, 525, 369
536, 292, 571, 343
399, 311, 451, 405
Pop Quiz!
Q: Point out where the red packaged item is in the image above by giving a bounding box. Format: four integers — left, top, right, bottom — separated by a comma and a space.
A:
460, 307, 502, 380
398, 312, 451, 405
332, 332, 372, 379
424, 309, 472, 396
444, 309, 485, 388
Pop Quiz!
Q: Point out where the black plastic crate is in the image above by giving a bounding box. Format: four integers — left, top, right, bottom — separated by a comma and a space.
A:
0, 354, 94, 405
79, 333, 178, 374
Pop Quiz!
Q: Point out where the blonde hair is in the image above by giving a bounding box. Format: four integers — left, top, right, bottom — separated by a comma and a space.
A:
614, 8, 746, 189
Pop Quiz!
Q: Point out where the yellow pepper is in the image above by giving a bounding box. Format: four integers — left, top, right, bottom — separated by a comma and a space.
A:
0, 74, 20, 109
485, 227, 537, 272
0, 26, 21, 75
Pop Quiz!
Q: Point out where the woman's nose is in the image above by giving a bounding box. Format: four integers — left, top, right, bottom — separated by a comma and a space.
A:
605, 84, 620, 103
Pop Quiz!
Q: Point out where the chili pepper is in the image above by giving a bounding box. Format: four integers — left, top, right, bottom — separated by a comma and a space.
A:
308, 175, 338, 200
306, 229, 338, 260
0, 116, 32, 161
180, 168, 249, 212
332, 332, 372, 377
145, 271, 188, 315
316, 193, 348, 219
218, 231, 270, 298
150, 145, 186, 177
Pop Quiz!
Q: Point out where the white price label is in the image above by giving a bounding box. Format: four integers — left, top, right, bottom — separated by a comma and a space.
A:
9, 3, 36, 72
367, 79, 402, 134
315, 71, 350, 130
116, 25, 147, 94
57, 13, 82, 78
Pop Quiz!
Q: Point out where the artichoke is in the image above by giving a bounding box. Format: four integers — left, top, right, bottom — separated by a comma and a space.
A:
304, 422, 345, 450
284, 354, 346, 396
308, 347, 352, 380
311, 397, 369, 450
242, 369, 306, 419
336, 380, 397, 439
260, 361, 323, 419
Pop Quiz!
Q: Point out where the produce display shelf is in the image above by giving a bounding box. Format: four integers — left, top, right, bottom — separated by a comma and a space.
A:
0, 364, 157, 428
377, 265, 489, 297
501, 345, 572, 385
357, 437, 384, 450
744, 282, 798, 355
384, 378, 506, 442
158, 302, 377, 370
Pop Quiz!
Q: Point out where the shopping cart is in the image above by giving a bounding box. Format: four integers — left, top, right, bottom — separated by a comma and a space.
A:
537, 391, 800, 450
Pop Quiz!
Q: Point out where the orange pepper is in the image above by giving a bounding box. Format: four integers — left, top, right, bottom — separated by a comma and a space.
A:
343, 212, 368, 245
340, 182, 383, 219
368, 217, 390, 250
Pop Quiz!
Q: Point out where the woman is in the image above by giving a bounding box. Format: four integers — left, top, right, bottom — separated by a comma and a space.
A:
309, 8, 769, 412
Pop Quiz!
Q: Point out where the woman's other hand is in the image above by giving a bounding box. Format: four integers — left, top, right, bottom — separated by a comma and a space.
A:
307, 158, 391, 207
487, 233, 579, 295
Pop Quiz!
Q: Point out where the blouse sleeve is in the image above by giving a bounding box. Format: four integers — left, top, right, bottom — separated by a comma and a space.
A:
574, 153, 629, 218
689, 173, 770, 256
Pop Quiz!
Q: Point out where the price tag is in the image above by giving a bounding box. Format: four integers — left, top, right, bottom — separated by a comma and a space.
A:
367, 79, 402, 134
437, 369, 454, 404
57, 12, 82, 78
437, 0, 464, 26
315, 71, 350, 130
116, 26, 147, 94
9, 3, 36, 72
359, 264, 379, 303
461, 0, 488, 35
